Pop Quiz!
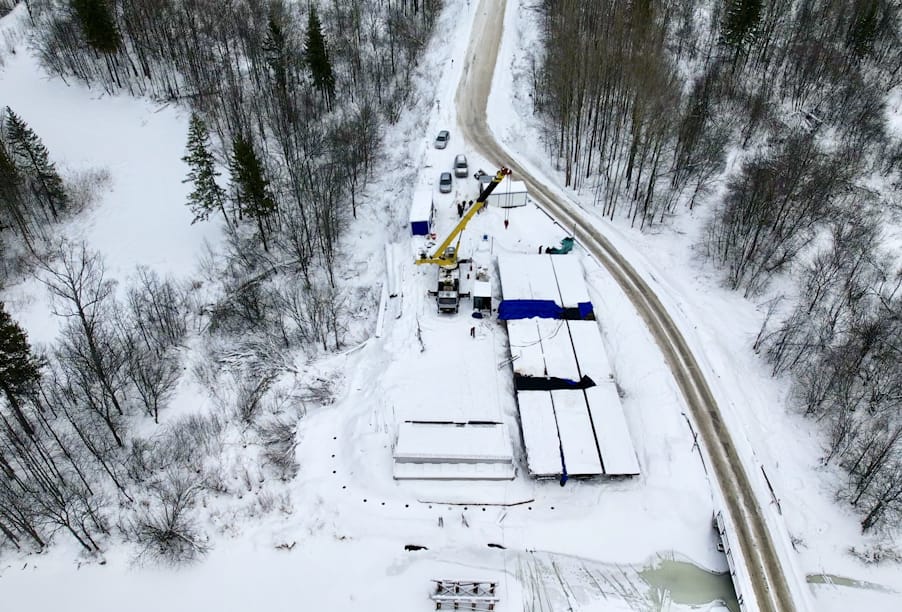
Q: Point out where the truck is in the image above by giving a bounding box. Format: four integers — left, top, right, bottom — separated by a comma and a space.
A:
436, 266, 461, 313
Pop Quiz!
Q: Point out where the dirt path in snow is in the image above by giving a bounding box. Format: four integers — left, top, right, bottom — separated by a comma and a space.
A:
455, 1, 800, 611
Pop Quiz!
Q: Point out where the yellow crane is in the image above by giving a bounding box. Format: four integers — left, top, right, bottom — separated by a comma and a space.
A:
415, 167, 512, 268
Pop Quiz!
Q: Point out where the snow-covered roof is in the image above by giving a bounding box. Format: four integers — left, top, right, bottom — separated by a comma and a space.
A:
568, 320, 613, 383
516, 391, 563, 477
479, 174, 527, 191
550, 255, 590, 308
497, 254, 559, 302
506, 319, 546, 377
493, 178, 527, 194
393, 421, 513, 464
536, 318, 580, 380
473, 279, 491, 298
507, 318, 580, 381
585, 383, 640, 476
409, 188, 434, 223
551, 390, 603, 476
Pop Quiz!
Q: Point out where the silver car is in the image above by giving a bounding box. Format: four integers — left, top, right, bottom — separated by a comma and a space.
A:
435, 130, 450, 149
454, 154, 468, 178
439, 172, 453, 193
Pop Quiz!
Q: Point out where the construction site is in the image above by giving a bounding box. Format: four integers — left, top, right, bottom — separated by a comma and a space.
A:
392, 165, 641, 487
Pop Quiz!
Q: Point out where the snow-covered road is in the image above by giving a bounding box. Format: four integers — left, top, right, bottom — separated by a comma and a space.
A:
456, 1, 807, 611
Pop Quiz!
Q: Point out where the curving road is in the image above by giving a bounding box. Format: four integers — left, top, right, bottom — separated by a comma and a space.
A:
456, 1, 799, 611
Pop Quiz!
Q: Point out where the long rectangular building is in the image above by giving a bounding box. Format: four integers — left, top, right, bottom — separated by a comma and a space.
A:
393, 421, 515, 480
501, 254, 639, 479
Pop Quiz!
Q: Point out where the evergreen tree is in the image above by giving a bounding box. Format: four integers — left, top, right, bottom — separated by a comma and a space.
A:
721, 0, 763, 56
4, 107, 68, 222
304, 6, 336, 108
229, 135, 276, 252
0, 303, 43, 438
70, 0, 121, 53
0, 137, 30, 240
182, 113, 228, 226
265, 15, 290, 97
846, 0, 881, 59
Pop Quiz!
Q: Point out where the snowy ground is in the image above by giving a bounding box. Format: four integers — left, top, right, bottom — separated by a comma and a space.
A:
0, 1, 899, 611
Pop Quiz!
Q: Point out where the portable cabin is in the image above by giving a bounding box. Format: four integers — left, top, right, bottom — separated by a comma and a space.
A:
409, 188, 435, 236
472, 266, 492, 311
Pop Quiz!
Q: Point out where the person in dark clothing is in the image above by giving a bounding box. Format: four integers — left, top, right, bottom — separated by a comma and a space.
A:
457, 202, 463, 218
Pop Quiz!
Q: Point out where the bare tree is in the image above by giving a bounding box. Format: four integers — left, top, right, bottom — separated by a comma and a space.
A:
132, 470, 206, 565
38, 242, 128, 435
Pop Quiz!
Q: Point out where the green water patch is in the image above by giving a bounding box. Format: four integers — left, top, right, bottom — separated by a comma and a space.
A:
640, 559, 739, 612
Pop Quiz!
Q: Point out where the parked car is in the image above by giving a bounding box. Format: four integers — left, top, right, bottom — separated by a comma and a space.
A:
435, 130, 450, 149
454, 154, 468, 178
439, 172, 453, 193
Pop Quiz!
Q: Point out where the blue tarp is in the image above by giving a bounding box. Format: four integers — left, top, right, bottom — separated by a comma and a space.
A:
498, 299, 563, 320
577, 301, 594, 319
411, 219, 430, 236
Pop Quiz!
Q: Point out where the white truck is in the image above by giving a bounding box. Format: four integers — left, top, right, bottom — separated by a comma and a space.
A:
436, 267, 461, 314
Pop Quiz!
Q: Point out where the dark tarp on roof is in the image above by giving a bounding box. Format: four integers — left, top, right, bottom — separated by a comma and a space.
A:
560, 302, 595, 320
498, 299, 563, 320
515, 374, 596, 391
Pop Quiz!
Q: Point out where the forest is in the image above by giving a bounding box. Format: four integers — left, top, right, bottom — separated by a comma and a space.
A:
535, 0, 902, 532
0, 0, 440, 560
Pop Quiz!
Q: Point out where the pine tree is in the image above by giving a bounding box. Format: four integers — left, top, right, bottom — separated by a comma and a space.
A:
304, 6, 336, 109
70, 0, 121, 54
4, 107, 68, 222
265, 15, 290, 96
846, 0, 881, 59
0, 303, 43, 438
0, 137, 30, 240
229, 135, 277, 252
182, 113, 228, 226
721, 0, 763, 57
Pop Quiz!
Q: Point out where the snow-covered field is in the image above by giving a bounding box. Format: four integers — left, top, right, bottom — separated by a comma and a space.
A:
0, 1, 899, 611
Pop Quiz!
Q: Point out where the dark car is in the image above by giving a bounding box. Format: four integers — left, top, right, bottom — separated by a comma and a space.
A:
435, 130, 450, 149
439, 172, 453, 193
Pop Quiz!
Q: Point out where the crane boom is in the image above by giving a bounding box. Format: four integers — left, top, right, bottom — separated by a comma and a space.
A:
416, 167, 512, 267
